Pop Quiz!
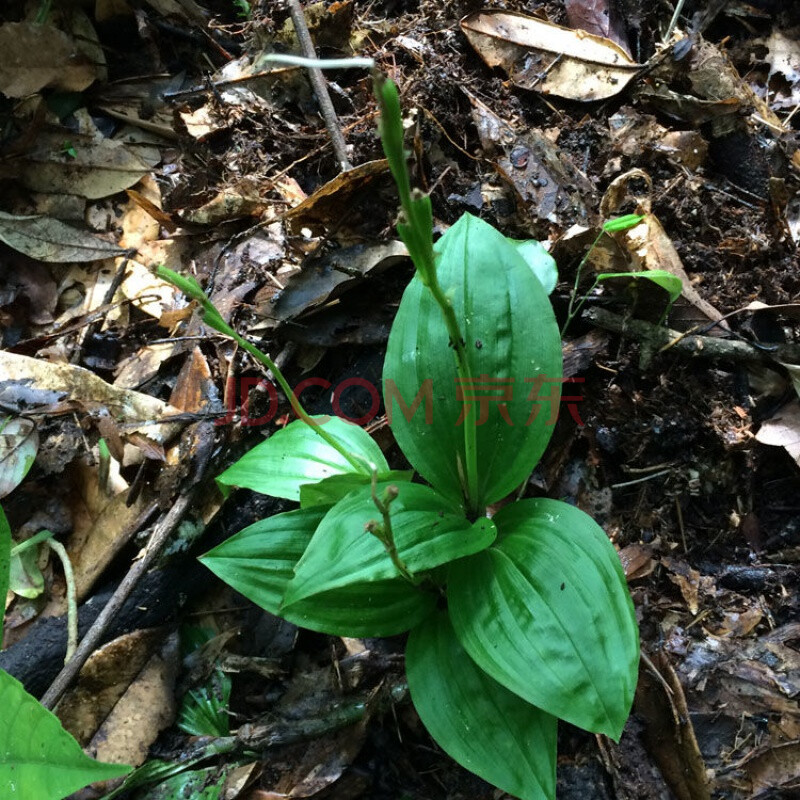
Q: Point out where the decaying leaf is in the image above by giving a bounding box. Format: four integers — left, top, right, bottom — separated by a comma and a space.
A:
461, 11, 641, 101
466, 91, 593, 226
0, 352, 184, 447
565, 0, 628, 54
15, 131, 153, 200
635, 651, 712, 800
599, 169, 728, 330
0, 212, 125, 263
0, 22, 99, 97
260, 241, 408, 328
85, 632, 180, 768
57, 629, 166, 744
285, 159, 390, 234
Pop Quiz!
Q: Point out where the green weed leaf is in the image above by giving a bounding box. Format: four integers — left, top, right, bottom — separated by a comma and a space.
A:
200, 507, 433, 636
447, 498, 639, 739
200, 507, 327, 616
298, 470, 413, 508
602, 213, 645, 233
510, 239, 558, 294
406, 611, 557, 800
0, 669, 131, 797
384, 213, 562, 507
283, 482, 495, 607
216, 417, 388, 501
596, 269, 683, 304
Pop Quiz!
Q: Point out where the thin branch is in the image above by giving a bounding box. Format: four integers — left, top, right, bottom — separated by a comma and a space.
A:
286, 0, 351, 171
40, 491, 194, 709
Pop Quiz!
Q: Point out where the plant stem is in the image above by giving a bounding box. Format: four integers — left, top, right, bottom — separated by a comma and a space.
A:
561, 229, 604, 336
375, 76, 480, 514
46, 538, 78, 663
366, 473, 417, 584
155, 266, 370, 475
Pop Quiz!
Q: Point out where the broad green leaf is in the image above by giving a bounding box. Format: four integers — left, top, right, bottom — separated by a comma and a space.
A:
216, 417, 388, 501
406, 611, 557, 800
510, 239, 558, 294
448, 498, 639, 739
602, 213, 645, 233
0, 505, 9, 642
285, 579, 435, 637
200, 507, 434, 636
283, 482, 495, 607
384, 213, 562, 507
298, 470, 413, 508
0, 668, 131, 797
597, 269, 682, 304
200, 507, 328, 616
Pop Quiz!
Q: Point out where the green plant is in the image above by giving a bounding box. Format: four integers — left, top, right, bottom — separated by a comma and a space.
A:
159, 72, 639, 799
0, 506, 131, 799
231, 0, 251, 19
562, 213, 682, 333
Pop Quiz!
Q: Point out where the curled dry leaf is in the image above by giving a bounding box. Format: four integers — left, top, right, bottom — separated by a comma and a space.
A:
0, 211, 125, 263
285, 159, 390, 234
755, 399, 800, 468
461, 11, 641, 101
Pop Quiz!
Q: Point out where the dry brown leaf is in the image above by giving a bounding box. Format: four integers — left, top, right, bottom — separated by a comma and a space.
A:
0, 211, 125, 263
662, 557, 715, 616
16, 131, 153, 200
600, 169, 728, 330
461, 11, 641, 101
0, 417, 38, 499
0, 22, 98, 97
565, 0, 629, 54
285, 159, 389, 234
86, 631, 179, 768
0, 351, 184, 447
57, 629, 165, 744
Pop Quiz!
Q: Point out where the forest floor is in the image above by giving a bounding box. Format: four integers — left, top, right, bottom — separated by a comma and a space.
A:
1, 0, 799, 798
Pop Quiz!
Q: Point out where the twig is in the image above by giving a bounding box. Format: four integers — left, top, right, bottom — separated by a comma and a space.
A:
663, 0, 686, 42
585, 307, 800, 366
40, 491, 194, 709
286, 0, 351, 171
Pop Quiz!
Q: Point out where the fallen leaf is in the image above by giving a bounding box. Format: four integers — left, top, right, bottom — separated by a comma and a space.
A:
261, 241, 408, 327
15, 131, 153, 200
0, 212, 126, 263
461, 11, 641, 101
85, 632, 179, 768
285, 159, 389, 234
0, 22, 98, 97
599, 169, 728, 330
565, 0, 629, 54
755, 399, 800, 467
57, 629, 166, 744
0, 352, 184, 447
